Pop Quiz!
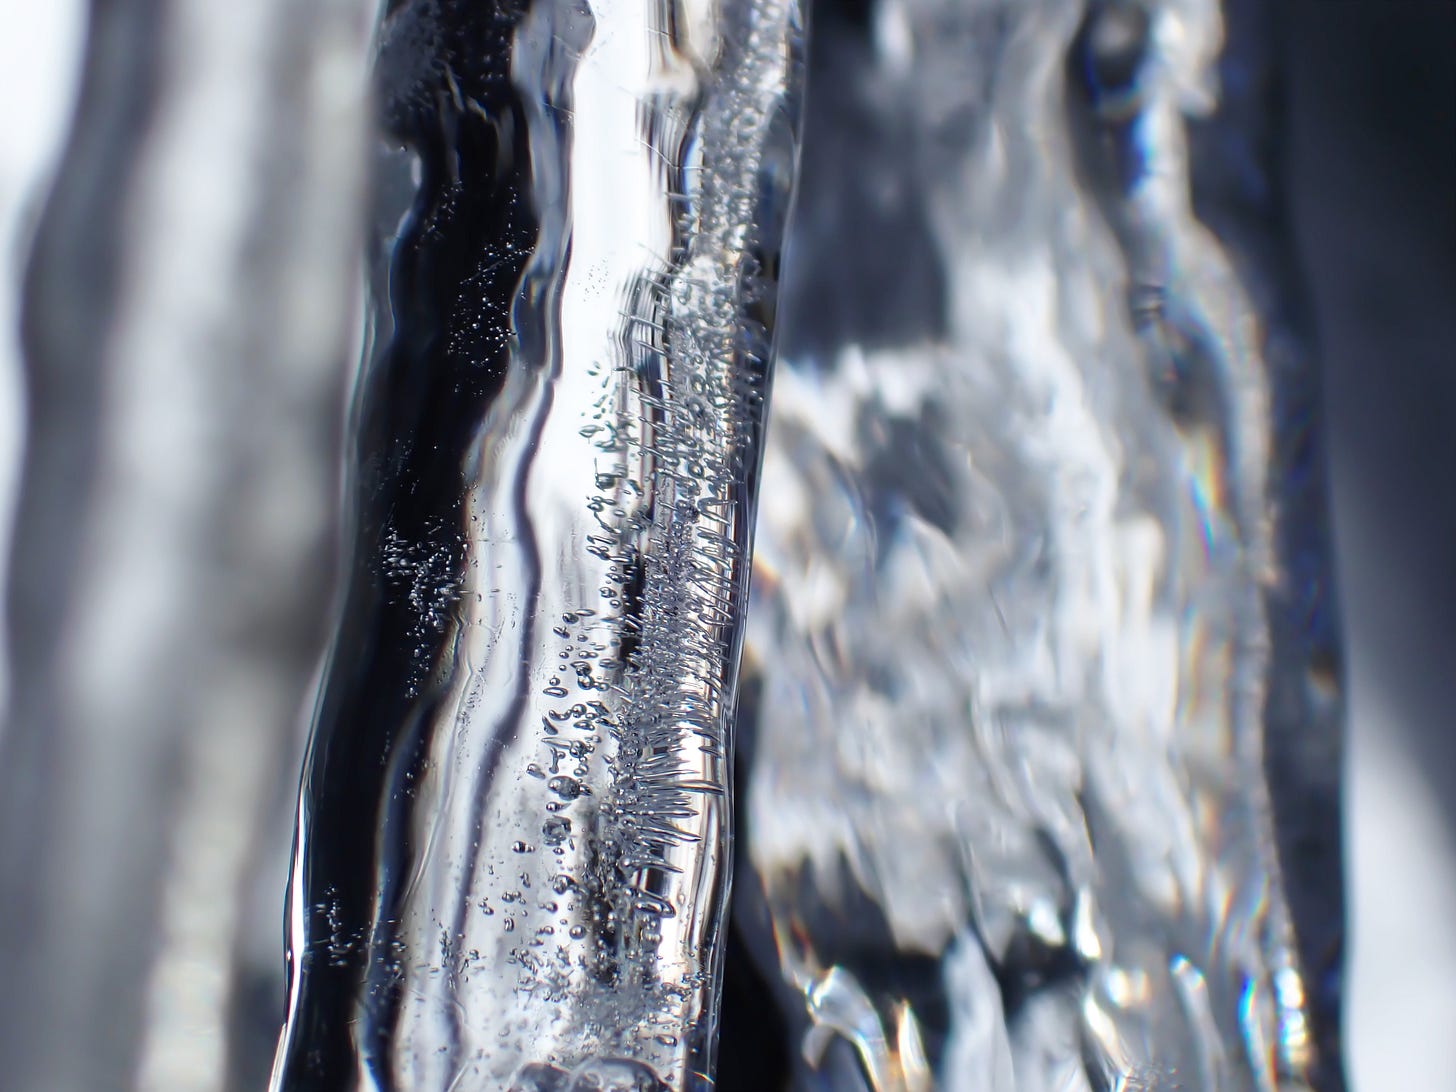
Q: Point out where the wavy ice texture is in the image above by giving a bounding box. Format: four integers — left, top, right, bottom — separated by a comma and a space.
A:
0, 0, 1344, 1089
272, 0, 803, 1088
734, 0, 1344, 1089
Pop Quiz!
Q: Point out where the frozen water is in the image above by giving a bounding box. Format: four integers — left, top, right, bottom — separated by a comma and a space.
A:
733, 0, 1343, 1088
272, 0, 803, 1087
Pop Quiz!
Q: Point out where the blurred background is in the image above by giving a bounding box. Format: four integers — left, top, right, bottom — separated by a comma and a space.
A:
0, 0, 1451, 1088
1285, 2, 1456, 1088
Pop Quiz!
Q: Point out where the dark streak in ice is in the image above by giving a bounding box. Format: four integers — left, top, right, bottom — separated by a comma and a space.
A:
276, 0, 804, 1086
281, 0, 541, 1082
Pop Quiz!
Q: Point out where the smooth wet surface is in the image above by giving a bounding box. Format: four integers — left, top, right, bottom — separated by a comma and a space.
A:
274, 0, 803, 1087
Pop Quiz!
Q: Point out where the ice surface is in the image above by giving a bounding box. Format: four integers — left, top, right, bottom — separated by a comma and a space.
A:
272, 0, 803, 1087
732, 0, 1342, 1088
0, 0, 1351, 1089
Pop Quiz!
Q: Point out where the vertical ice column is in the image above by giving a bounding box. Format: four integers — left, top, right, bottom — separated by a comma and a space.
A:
735, 0, 1344, 1088
272, 0, 803, 1088
0, 2, 376, 1090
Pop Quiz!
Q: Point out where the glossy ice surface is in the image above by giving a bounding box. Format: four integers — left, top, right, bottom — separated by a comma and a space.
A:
273, 0, 802, 1087
0, 0, 1349, 1089
736, 0, 1343, 1088
274, 0, 1342, 1089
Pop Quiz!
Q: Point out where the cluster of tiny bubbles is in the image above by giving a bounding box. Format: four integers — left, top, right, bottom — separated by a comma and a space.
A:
378, 521, 464, 695
313, 885, 366, 969
448, 244, 519, 357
